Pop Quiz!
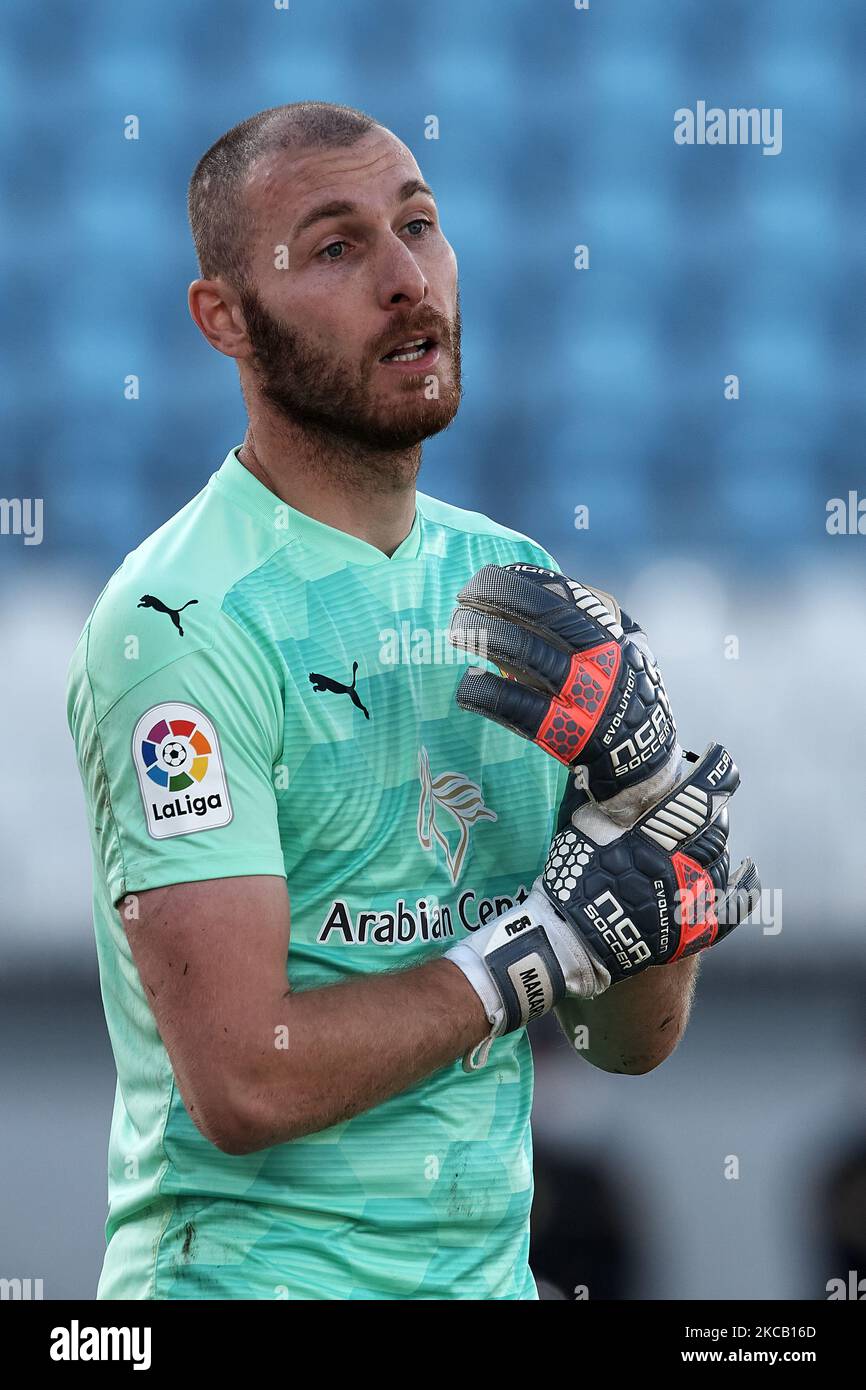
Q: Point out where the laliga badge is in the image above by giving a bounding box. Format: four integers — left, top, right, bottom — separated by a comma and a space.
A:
132, 702, 233, 839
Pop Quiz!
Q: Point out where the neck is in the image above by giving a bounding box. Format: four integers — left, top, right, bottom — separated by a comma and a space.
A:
237, 407, 419, 558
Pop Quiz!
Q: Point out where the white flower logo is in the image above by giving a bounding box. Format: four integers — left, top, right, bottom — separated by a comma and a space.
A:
417, 746, 497, 885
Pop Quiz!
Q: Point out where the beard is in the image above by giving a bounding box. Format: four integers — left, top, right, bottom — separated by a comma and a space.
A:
238, 285, 462, 460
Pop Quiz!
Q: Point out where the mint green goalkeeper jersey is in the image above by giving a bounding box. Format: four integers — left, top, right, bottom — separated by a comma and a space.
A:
67, 446, 567, 1301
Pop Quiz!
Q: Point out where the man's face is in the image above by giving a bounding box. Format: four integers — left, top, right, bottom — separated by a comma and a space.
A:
238, 128, 461, 453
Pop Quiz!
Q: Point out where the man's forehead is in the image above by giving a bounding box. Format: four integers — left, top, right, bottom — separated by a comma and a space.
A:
245, 129, 425, 226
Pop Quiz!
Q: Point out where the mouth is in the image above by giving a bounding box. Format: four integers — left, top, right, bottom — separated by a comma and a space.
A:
379, 335, 441, 369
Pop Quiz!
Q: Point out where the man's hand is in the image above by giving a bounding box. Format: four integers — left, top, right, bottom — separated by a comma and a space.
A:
445, 743, 760, 1070
446, 563, 760, 1072
541, 742, 759, 980
448, 562, 681, 824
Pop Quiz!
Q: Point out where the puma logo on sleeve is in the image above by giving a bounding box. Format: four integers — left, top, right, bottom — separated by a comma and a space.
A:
138, 594, 199, 637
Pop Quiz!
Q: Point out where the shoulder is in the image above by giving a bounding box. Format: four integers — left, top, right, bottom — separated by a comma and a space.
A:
416, 491, 558, 569
67, 471, 285, 726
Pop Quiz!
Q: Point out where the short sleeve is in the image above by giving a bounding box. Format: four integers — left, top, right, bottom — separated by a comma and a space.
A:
68, 609, 286, 904
532, 544, 561, 573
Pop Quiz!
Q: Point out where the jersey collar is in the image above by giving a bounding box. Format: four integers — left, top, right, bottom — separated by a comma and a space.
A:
211, 446, 422, 565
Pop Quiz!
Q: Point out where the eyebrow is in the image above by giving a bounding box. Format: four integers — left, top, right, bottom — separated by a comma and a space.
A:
292, 178, 436, 239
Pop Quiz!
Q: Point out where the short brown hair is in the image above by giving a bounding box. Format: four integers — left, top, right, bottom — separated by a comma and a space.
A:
188, 101, 378, 287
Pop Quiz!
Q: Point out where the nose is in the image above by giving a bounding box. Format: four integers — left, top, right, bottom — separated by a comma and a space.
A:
375, 231, 428, 310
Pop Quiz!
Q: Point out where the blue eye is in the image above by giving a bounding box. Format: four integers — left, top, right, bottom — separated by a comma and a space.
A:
318, 218, 433, 262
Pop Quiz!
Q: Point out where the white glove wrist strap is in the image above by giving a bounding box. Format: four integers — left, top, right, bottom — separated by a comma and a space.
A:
446, 885, 610, 1072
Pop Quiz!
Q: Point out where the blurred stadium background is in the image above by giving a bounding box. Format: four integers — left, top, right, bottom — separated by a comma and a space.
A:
2, 0, 865, 1299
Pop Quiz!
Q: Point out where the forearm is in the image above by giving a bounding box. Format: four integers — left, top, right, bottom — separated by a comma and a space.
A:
555, 955, 700, 1074
220, 958, 488, 1153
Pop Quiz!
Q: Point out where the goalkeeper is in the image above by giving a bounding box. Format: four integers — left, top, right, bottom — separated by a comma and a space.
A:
67, 101, 759, 1302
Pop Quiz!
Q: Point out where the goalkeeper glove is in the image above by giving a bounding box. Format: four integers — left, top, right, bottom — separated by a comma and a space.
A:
448, 562, 683, 825
446, 741, 760, 1071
